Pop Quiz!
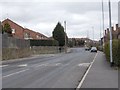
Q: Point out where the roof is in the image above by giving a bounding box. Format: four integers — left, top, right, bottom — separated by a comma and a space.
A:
2, 18, 24, 29
2, 18, 48, 38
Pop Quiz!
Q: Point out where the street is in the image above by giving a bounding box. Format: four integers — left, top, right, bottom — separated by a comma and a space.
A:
2, 48, 96, 88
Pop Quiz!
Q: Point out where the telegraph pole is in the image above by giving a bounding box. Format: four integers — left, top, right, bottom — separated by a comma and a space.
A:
102, 0, 105, 48
92, 27, 94, 46
64, 21, 67, 53
100, 19, 102, 46
108, 0, 113, 66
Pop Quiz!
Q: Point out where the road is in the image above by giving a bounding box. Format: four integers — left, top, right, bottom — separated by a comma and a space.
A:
2, 48, 96, 88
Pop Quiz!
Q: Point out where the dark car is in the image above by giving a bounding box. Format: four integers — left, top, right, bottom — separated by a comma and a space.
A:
85, 46, 90, 51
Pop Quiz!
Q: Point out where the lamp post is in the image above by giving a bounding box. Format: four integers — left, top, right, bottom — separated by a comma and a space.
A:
102, 0, 105, 48
108, 0, 113, 66
64, 21, 67, 53
92, 26, 94, 46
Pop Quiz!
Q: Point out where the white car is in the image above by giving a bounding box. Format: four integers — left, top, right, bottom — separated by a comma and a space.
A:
90, 47, 97, 52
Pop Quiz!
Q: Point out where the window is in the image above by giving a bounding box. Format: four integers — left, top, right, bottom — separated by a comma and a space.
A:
12, 29, 15, 34
24, 32, 30, 39
36, 35, 39, 38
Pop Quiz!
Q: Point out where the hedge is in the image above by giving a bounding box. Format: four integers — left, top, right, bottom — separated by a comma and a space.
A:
104, 39, 120, 67
30, 39, 59, 46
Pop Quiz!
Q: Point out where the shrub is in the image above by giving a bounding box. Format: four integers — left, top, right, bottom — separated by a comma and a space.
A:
104, 39, 120, 67
30, 39, 59, 46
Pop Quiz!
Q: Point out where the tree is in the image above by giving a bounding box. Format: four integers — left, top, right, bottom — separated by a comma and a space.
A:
3, 23, 12, 36
52, 22, 65, 46
78, 40, 85, 46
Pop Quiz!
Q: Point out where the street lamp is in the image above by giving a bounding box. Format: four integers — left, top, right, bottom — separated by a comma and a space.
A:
102, 0, 105, 49
64, 21, 67, 53
108, 0, 113, 66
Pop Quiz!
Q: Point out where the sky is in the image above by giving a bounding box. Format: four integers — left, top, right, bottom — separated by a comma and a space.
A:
0, 0, 119, 41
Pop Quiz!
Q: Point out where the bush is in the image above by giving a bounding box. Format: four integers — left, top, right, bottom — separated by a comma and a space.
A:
30, 39, 59, 46
104, 39, 120, 67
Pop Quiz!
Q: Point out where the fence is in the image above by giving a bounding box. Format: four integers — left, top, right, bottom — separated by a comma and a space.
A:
2, 34, 60, 60
2, 34, 30, 48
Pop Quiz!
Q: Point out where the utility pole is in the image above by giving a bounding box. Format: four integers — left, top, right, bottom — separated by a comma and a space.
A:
87, 30, 89, 39
108, 0, 113, 66
100, 20, 102, 46
102, 0, 105, 48
92, 27, 94, 46
64, 21, 67, 53
118, 1, 120, 27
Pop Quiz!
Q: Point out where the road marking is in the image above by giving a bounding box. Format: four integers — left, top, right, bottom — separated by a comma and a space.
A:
0, 65, 8, 68
18, 64, 27, 67
76, 53, 98, 89
2, 69, 29, 78
78, 63, 90, 67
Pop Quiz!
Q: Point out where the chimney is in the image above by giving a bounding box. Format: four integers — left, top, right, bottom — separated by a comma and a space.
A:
107, 28, 109, 34
105, 30, 107, 35
116, 24, 118, 30
111, 27, 114, 33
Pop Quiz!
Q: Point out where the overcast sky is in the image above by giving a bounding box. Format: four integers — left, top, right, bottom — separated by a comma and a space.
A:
0, 0, 119, 40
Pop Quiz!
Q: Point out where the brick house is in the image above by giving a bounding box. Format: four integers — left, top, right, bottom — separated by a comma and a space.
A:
104, 24, 120, 43
2, 18, 48, 40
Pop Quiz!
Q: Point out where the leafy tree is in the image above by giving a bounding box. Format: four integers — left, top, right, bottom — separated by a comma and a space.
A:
52, 22, 66, 46
78, 40, 85, 46
3, 23, 12, 36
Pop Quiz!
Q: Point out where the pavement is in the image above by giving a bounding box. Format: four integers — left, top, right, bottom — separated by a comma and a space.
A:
81, 51, 118, 88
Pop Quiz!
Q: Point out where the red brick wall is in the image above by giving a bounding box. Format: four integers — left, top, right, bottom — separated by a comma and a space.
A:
24, 29, 37, 39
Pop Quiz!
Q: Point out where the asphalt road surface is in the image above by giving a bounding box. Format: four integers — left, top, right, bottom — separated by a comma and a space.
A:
2, 48, 96, 88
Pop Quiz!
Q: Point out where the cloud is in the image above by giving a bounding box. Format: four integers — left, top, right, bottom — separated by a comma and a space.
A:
0, 1, 118, 40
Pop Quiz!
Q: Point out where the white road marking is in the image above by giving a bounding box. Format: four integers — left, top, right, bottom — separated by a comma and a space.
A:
2, 69, 29, 78
0, 65, 8, 68
35, 63, 62, 67
76, 53, 98, 89
18, 64, 27, 67
78, 63, 91, 67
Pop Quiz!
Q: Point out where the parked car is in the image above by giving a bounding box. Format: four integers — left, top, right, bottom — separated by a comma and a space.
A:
90, 47, 97, 52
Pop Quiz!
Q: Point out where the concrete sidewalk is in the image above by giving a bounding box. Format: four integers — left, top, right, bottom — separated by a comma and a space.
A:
81, 51, 118, 88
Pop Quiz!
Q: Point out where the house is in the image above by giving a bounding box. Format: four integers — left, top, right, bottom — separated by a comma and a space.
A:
104, 24, 120, 43
24, 28, 48, 40
2, 18, 48, 40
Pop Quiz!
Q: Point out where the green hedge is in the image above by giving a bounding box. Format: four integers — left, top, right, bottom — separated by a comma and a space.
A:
104, 39, 120, 67
30, 39, 59, 46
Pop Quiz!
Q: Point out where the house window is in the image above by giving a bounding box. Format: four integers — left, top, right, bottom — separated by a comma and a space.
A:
12, 29, 15, 34
36, 35, 39, 39
24, 32, 30, 39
